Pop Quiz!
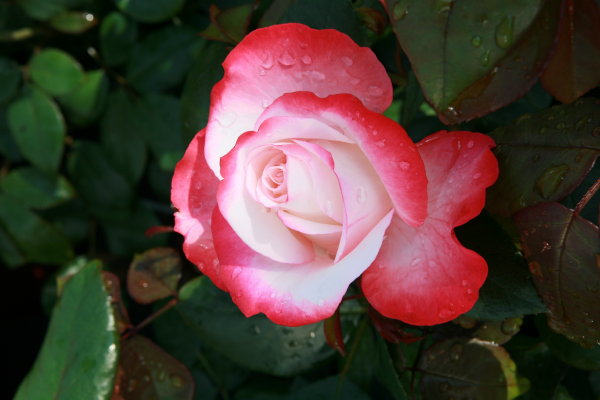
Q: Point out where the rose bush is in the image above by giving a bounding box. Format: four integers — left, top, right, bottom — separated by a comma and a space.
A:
172, 23, 498, 326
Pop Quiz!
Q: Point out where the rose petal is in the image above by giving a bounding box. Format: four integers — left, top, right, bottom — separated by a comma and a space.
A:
256, 92, 428, 226
205, 23, 393, 177
212, 207, 394, 326
171, 132, 224, 289
361, 131, 499, 326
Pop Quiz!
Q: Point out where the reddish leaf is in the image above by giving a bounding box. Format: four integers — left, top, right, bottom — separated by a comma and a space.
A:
127, 247, 182, 304
369, 307, 423, 344
419, 338, 521, 399
541, 0, 600, 103
103, 271, 132, 334
113, 335, 194, 400
324, 309, 346, 356
385, 0, 561, 124
487, 98, 600, 217
515, 202, 600, 347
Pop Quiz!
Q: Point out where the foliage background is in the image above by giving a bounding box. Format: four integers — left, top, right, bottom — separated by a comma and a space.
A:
1, 0, 599, 399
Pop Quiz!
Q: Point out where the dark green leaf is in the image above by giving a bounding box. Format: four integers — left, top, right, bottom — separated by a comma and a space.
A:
126, 26, 202, 93
0, 166, 74, 209
0, 57, 21, 104
0, 224, 26, 268
180, 41, 228, 142
457, 213, 546, 321
288, 376, 370, 400
115, 0, 186, 23
473, 318, 523, 345
49, 11, 97, 34
487, 98, 600, 217
29, 48, 84, 96
515, 202, 600, 348
387, 0, 561, 124
201, 4, 254, 44
173, 276, 332, 376
7, 85, 65, 172
0, 105, 22, 161
114, 335, 194, 399
99, 11, 138, 66
14, 262, 118, 400
15, 0, 66, 20
419, 338, 521, 400
127, 247, 182, 304
67, 140, 133, 219
58, 70, 109, 126
0, 194, 73, 265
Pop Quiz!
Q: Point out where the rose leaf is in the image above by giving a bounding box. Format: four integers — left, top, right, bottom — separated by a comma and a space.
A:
385, 0, 561, 124
0, 166, 75, 209
58, 70, 109, 127
0, 57, 20, 104
115, 0, 185, 24
29, 48, 84, 97
541, 0, 600, 103
486, 97, 600, 217
99, 11, 138, 67
49, 11, 98, 34
14, 262, 118, 400
127, 247, 182, 304
515, 201, 600, 348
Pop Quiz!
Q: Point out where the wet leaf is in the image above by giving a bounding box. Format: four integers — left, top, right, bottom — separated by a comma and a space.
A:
113, 335, 194, 400
115, 0, 185, 24
487, 98, 600, 217
29, 48, 84, 96
49, 11, 97, 34
386, 0, 561, 124
127, 247, 182, 304
172, 276, 332, 376
0, 57, 21, 104
0, 194, 73, 265
0, 166, 74, 209
541, 0, 600, 103
515, 202, 600, 347
7, 85, 65, 172
14, 262, 118, 400
473, 318, 523, 345
99, 11, 137, 66
457, 213, 546, 321
419, 338, 520, 400
102, 271, 132, 334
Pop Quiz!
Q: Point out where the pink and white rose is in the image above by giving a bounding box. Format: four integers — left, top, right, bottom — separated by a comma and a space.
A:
171, 23, 498, 326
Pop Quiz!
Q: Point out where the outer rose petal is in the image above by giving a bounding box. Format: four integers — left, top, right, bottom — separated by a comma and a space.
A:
205, 23, 393, 177
362, 131, 499, 326
256, 92, 428, 226
171, 131, 225, 289
212, 207, 394, 326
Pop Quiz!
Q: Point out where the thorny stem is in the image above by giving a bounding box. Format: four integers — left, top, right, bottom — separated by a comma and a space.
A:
574, 178, 600, 216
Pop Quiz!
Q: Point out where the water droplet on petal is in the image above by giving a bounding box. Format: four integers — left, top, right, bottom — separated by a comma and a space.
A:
466, 140, 475, 148
461, 279, 468, 287
299, 41, 308, 49
356, 187, 367, 204
375, 139, 386, 148
232, 267, 242, 279
217, 111, 236, 127
349, 77, 360, 85
398, 161, 410, 170
341, 56, 353, 66
411, 258, 421, 266
495, 16, 514, 49
368, 85, 383, 96
301, 55, 312, 64
259, 52, 273, 69
437, 308, 455, 320
473, 172, 482, 180
258, 67, 266, 76
278, 50, 296, 66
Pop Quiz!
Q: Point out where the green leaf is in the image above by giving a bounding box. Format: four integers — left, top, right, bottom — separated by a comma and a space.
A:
0, 194, 73, 265
15, 0, 66, 20
58, 70, 109, 126
49, 11, 97, 34
541, 0, 600, 103
419, 338, 521, 400
99, 11, 138, 66
0, 224, 26, 268
457, 213, 546, 321
127, 247, 182, 304
29, 48, 84, 96
7, 85, 65, 172
181, 41, 228, 142
67, 140, 133, 220
126, 26, 202, 93
115, 0, 186, 23
288, 376, 371, 400
15, 262, 118, 400
387, 0, 561, 124
0, 166, 74, 209
515, 202, 600, 348
0, 57, 21, 104
487, 98, 600, 217
173, 276, 332, 376
0, 105, 22, 161
114, 335, 194, 399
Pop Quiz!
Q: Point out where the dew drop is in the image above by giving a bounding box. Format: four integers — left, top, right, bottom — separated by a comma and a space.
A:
399, 161, 410, 170
356, 186, 367, 204
341, 56, 353, 66
349, 77, 360, 85
447, 106, 459, 117
540, 241, 552, 252
495, 16, 514, 49
392, 0, 409, 20
301, 55, 312, 64
368, 85, 383, 96
170, 374, 184, 388
466, 140, 475, 148
372, 129, 379, 136
473, 172, 482, 180
535, 164, 570, 199
217, 111, 236, 128
299, 41, 308, 49
449, 343, 463, 360
259, 52, 273, 69
308, 70, 325, 82
278, 50, 296, 66
480, 49, 491, 66
471, 35, 482, 47
438, 308, 454, 320
375, 139, 386, 148
411, 258, 421, 266
466, 288, 473, 295
461, 279, 468, 287
309, 331, 316, 338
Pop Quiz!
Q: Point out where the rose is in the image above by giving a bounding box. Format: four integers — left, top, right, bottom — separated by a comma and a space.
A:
172, 23, 498, 326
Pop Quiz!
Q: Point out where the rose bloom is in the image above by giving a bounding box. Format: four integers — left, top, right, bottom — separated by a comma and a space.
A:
172, 23, 498, 326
